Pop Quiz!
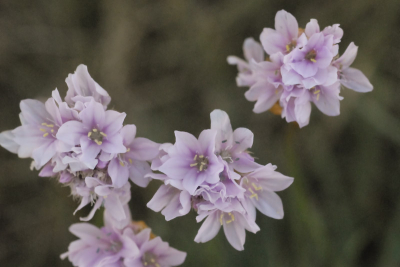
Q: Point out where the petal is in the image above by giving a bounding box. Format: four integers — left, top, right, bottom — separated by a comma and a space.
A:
251, 164, 294, 191
0, 130, 19, 153
103, 110, 126, 136
305, 19, 320, 37
335, 42, 358, 68
108, 158, 130, 188
253, 86, 281, 113
159, 157, 192, 180
274, 10, 299, 43
198, 129, 217, 156
147, 185, 179, 212
294, 95, 312, 128
231, 153, 261, 173
312, 83, 342, 116
210, 110, 233, 152
243, 38, 264, 63
128, 160, 152, 188
129, 137, 159, 161
19, 99, 50, 125
223, 216, 246, 251
194, 212, 221, 243
103, 193, 127, 222
120, 124, 137, 146
69, 223, 103, 241
260, 28, 287, 55
340, 67, 373, 92
79, 99, 106, 129
171, 131, 200, 157
159, 248, 187, 266
251, 190, 284, 219
80, 136, 101, 166
232, 128, 254, 152
101, 134, 126, 154
32, 140, 57, 167
56, 121, 86, 146
182, 168, 204, 194
79, 198, 103, 221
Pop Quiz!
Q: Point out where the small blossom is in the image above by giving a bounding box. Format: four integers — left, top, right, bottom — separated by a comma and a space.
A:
61, 223, 139, 267
57, 99, 126, 168
158, 130, 224, 194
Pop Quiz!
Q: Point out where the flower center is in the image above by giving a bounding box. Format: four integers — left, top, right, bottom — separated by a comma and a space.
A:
305, 49, 317, 63
285, 40, 297, 52
88, 128, 107, 145
142, 252, 160, 267
40, 122, 56, 138
242, 178, 263, 201
219, 212, 235, 225
190, 154, 209, 171
220, 150, 233, 164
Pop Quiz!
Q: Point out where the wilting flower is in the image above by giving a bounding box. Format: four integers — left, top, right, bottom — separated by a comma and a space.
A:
65, 64, 111, 109
148, 110, 293, 250
229, 9, 373, 127
227, 38, 265, 87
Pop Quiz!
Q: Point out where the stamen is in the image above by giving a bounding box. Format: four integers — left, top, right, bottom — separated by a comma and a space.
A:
120, 161, 125, 167
193, 155, 197, 160
51, 129, 54, 133
199, 155, 204, 158
92, 129, 98, 132
47, 124, 54, 128
94, 140, 102, 145
100, 132, 107, 137
310, 58, 317, 63
126, 148, 130, 152
190, 163, 198, 167
41, 123, 47, 126
249, 188, 259, 200
43, 133, 49, 137
88, 132, 92, 137
40, 128, 46, 132
286, 44, 290, 51
220, 214, 223, 225
129, 159, 133, 164
252, 183, 263, 191
199, 165, 203, 171
313, 90, 321, 95
226, 212, 235, 224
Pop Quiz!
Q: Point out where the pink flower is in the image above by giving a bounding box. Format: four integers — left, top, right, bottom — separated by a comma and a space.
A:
61, 223, 139, 267
260, 10, 300, 55
107, 124, 159, 188
158, 130, 224, 194
57, 99, 127, 168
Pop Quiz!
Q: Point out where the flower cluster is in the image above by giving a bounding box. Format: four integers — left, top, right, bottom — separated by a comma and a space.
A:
0, 65, 186, 266
147, 109, 294, 250
228, 10, 373, 127
61, 209, 186, 267
0, 64, 160, 223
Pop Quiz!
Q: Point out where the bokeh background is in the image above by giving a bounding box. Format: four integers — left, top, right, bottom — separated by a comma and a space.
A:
0, 0, 399, 266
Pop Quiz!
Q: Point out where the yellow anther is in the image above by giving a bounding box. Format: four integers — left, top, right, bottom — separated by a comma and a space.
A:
286, 44, 290, 51
129, 159, 133, 164
92, 129, 98, 132
120, 161, 125, 167
310, 58, 317, 63
41, 123, 47, 126
193, 155, 197, 160
226, 212, 235, 224
156, 264, 160, 267
95, 140, 102, 145
249, 188, 259, 200
220, 214, 223, 225
316, 93, 320, 101
199, 155, 204, 158
151, 259, 155, 263
144, 263, 148, 266
126, 148, 130, 152
313, 90, 321, 95
252, 183, 263, 191
40, 128, 46, 132
190, 163, 198, 167
43, 133, 49, 137
200, 162, 206, 165
88, 132, 92, 137
47, 124, 54, 128
199, 165, 203, 171
100, 132, 107, 137
51, 129, 54, 133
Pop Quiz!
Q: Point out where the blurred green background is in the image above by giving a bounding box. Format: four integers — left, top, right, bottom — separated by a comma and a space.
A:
0, 0, 399, 266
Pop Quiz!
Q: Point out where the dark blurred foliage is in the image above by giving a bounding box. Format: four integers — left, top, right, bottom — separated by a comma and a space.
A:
0, 0, 399, 266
